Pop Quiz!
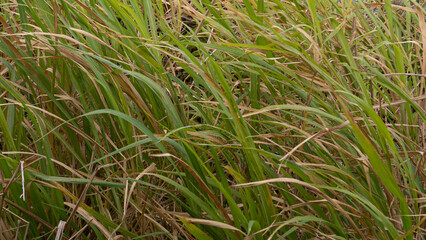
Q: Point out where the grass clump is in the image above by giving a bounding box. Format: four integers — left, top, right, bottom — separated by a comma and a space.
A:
0, 0, 425, 239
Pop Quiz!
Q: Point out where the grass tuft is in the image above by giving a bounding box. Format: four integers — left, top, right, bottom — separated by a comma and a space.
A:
0, 0, 425, 239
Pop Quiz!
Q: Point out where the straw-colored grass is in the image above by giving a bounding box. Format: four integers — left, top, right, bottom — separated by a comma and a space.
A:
0, 0, 425, 239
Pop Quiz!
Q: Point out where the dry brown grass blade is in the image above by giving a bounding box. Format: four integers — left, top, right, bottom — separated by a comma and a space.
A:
122, 163, 156, 222
187, 131, 226, 144
279, 121, 350, 163
69, 219, 92, 240
417, 6, 426, 111
64, 202, 112, 239
54, 220, 66, 240
364, 3, 418, 13
295, 26, 322, 63
177, 216, 246, 236
0, 218, 14, 240
371, 94, 426, 110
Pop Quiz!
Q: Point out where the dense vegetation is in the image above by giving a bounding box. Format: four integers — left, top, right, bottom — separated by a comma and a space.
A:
0, 0, 425, 239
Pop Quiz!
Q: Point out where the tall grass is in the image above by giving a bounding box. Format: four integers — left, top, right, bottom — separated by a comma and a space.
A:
0, 0, 425, 239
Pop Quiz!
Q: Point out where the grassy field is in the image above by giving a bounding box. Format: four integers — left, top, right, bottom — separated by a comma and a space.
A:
0, 0, 425, 239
